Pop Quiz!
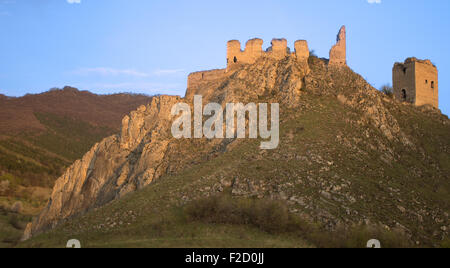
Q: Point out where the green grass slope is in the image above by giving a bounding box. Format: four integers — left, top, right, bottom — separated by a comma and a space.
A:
0, 88, 153, 247
19, 57, 450, 248
21, 89, 450, 247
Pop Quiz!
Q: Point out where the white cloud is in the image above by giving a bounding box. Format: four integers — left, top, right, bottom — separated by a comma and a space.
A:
82, 82, 181, 90
153, 69, 185, 76
67, 0, 81, 4
367, 0, 381, 4
73, 67, 150, 77
72, 67, 184, 77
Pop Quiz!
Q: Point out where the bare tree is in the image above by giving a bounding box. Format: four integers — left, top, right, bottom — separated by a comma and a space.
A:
380, 84, 393, 98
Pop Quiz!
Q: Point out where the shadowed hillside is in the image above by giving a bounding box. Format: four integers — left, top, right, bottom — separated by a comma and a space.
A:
21, 56, 450, 248
0, 87, 153, 133
0, 87, 153, 247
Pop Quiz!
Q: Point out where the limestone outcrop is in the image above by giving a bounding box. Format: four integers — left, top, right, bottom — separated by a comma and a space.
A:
25, 54, 314, 239
25, 95, 182, 236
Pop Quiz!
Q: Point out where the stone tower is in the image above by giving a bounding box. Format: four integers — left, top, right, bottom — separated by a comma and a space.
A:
329, 26, 346, 66
393, 57, 438, 109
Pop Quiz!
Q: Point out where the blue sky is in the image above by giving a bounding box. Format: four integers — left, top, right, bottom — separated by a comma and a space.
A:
0, 0, 449, 115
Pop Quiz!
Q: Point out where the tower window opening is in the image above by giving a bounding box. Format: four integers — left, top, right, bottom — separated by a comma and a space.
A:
233, 56, 238, 63
431, 81, 435, 89
402, 89, 407, 101
425, 80, 428, 84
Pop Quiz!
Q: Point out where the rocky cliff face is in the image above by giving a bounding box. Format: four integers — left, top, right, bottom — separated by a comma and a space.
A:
24, 96, 182, 238
24, 55, 449, 243
23, 55, 311, 239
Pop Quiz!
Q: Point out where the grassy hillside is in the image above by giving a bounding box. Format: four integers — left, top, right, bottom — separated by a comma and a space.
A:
0, 207, 32, 248
20, 84, 450, 248
0, 115, 116, 247
18, 57, 450, 248
0, 112, 116, 212
0, 88, 153, 247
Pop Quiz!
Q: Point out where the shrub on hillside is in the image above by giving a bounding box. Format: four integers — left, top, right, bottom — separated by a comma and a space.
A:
8, 214, 23, 230
184, 194, 413, 248
11, 201, 23, 214
0, 180, 10, 194
184, 194, 308, 235
381, 84, 394, 98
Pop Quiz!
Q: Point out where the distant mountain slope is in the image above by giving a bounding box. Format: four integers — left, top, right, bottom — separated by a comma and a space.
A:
23, 57, 450, 247
0, 86, 153, 211
0, 87, 153, 247
0, 86, 153, 183
0, 87, 153, 134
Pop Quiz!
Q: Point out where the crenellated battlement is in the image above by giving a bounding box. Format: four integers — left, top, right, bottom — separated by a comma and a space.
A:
187, 26, 347, 95
226, 38, 309, 71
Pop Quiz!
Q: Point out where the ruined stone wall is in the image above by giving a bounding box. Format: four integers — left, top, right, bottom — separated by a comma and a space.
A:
227, 38, 310, 70
414, 59, 438, 108
188, 69, 227, 89
393, 58, 439, 109
227, 40, 242, 66
245, 38, 264, 63
186, 69, 227, 98
329, 26, 346, 66
226, 26, 347, 70
269, 39, 288, 60
227, 39, 263, 71
393, 61, 416, 104
294, 40, 309, 64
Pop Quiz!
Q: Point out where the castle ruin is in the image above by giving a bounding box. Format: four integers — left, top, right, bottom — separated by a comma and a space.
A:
393, 57, 439, 109
186, 26, 347, 97
186, 25, 439, 110
329, 26, 346, 66
226, 38, 309, 71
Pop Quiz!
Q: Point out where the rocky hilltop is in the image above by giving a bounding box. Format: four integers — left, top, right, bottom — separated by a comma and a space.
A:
24, 55, 449, 246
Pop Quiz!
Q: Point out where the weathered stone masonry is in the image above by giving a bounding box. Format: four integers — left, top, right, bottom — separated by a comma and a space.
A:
329, 26, 346, 66
393, 57, 439, 109
186, 26, 348, 97
226, 38, 309, 71
186, 25, 439, 110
